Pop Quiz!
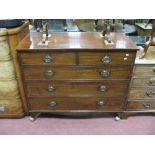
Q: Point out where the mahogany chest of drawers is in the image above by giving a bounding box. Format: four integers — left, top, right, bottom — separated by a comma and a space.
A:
16, 32, 138, 119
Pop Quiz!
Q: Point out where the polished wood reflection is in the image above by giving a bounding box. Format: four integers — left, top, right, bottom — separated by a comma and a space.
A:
17, 32, 138, 51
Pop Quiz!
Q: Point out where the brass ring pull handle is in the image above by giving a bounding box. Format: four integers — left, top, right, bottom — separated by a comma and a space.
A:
0, 104, 5, 112
99, 85, 108, 92
149, 78, 155, 86
100, 70, 109, 77
143, 102, 151, 108
152, 67, 155, 73
43, 55, 52, 63
146, 91, 155, 97
97, 101, 105, 106
101, 55, 111, 64
45, 70, 54, 77
48, 101, 57, 107
48, 85, 55, 92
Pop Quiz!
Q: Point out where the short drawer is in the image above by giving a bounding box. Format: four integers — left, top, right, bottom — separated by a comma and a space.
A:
131, 78, 155, 87
0, 98, 23, 116
0, 80, 19, 97
128, 87, 155, 99
127, 100, 155, 110
79, 52, 136, 65
20, 52, 76, 65
23, 66, 132, 80
25, 81, 129, 97
28, 97, 125, 111
134, 65, 155, 77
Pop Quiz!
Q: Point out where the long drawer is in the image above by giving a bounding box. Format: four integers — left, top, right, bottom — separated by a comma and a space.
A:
134, 65, 155, 77
20, 52, 76, 65
128, 87, 155, 99
127, 100, 155, 110
22, 66, 132, 80
79, 51, 136, 65
28, 97, 125, 111
25, 81, 129, 97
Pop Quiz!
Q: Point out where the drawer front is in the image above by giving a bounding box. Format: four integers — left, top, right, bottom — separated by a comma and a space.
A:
20, 52, 76, 65
23, 66, 132, 80
134, 65, 155, 76
0, 80, 19, 97
128, 87, 155, 99
127, 101, 155, 110
79, 52, 135, 65
0, 98, 23, 115
132, 78, 155, 87
26, 81, 129, 97
28, 97, 125, 111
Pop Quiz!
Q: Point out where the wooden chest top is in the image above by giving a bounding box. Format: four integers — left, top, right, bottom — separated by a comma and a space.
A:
16, 32, 138, 51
